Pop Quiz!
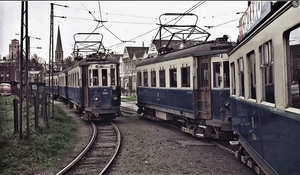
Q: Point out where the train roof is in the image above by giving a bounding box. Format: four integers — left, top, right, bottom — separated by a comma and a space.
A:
60, 54, 120, 73
137, 37, 234, 67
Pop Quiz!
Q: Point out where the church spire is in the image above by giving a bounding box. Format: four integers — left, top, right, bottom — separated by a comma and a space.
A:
55, 25, 63, 63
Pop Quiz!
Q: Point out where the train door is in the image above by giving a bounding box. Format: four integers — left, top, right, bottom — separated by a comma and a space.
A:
82, 66, 89, 107
197, 57, 211, 119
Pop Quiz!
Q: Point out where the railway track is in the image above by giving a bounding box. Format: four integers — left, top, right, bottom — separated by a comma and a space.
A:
56, 121, 121, 175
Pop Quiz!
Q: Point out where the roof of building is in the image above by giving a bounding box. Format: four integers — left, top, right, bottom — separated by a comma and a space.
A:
124, 46, 149, 59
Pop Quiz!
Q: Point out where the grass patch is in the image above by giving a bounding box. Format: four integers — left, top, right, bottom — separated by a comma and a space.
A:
121, 96, 137, 102
0, 95, 77, 174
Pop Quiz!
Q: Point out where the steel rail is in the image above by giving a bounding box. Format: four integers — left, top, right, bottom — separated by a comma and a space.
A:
98, 122, 121, 175
56, 122, 97, 175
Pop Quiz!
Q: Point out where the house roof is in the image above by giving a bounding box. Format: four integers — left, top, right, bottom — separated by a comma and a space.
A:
124, 46, 149, 59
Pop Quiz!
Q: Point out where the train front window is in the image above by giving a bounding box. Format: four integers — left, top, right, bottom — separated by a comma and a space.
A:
137, 72, 142, 86
213, 62, 221, 88
92, 69, 99, 86
110, 68, 115, 85
102, 69, 108, 86
259, 40, 274, 103
143, 71, 148, 87
181, 66, 190, 87
287, 27, 300, 109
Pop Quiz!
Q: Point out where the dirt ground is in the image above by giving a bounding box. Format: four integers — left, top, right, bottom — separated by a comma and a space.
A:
37, 101, 255, 175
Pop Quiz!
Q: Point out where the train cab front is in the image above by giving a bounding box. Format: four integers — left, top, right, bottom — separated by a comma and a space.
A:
83, 86, 121, 121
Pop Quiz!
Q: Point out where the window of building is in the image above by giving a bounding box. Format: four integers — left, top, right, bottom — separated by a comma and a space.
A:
213, 62, 221, 88
170, 68, 177, 87
247, 51, 256, 100
102, 69, 108, 86
181, 66, 190, 87
137, 72, 142, 86
151, 70, 156, 87
238, 57, 244, 96
230, 62, 236, 95
159, 69, 165, 87
287, 27, 300, 109
143, 71, 148, 87
6, 72, 9, 78
259, 40, 274, 103
93, 69, 99, 86
110, 68, 115, 85
223, 61, 230, 88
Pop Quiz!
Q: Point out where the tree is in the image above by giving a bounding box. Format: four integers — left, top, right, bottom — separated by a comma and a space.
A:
63, 56, 76, 69
31, 53, 43, 66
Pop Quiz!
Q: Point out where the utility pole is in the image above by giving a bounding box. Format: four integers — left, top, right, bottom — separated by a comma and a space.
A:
19, 1, 29, 140
49, 3, 54, 119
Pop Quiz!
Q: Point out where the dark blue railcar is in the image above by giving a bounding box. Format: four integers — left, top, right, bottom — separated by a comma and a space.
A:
229, 2, 300, 174
67, 53, 121, 121
136, 36, 234, 139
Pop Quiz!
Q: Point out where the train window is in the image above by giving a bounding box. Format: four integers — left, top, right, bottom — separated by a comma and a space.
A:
259, 40, 274, 103
170, 68, 177, 88
238, 57, 244, 96
213, 62, 221, 88
200, 63, 208, 88
110, 68, 115, 85
223, 61, 230, 88
151, 70, 156, 87
137, 72, 142, 86
143, 71, 148, 87
287, 27, 300, 109
102, 69, 108, 86
181, 67, 190, 87
92, 69, 99, 86
230, 62, 236, 95
247, 51, 256, 100
159, 70, 166, 87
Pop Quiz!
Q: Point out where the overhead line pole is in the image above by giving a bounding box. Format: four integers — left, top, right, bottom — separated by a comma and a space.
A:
19, 1, 29, 140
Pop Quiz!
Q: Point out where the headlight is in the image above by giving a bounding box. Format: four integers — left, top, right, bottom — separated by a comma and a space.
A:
112, 94, 118, 100
94, 96, 99, 101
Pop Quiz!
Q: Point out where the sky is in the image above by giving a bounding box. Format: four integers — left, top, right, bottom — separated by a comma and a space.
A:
0, 1, 248, 63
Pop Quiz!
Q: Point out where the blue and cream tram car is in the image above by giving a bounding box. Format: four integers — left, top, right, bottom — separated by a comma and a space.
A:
58, 69, 68, 101
67, 53, 121, 121
45, 73, 59, 99
136, 36, 235, 139
229, 1, 300, 174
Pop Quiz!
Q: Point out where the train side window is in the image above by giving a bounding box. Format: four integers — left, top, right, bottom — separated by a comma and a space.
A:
159, 69, 166, 87
238, 57, 244, 97
137, 72, 142, 86
181, 66, 190, 87
110, 68, 115, 85
287, 27, 300, 109
259, 40, 274, 103
143, 71, 148, 87
223, 61, 230, 88
247, 51, 256, 100
213, 62, 221, 88
151, 70, 156, 87
102, 69, 108, 86
230, 62, 236, 95
92, 69, 99, 86
170, 68, 177, 88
